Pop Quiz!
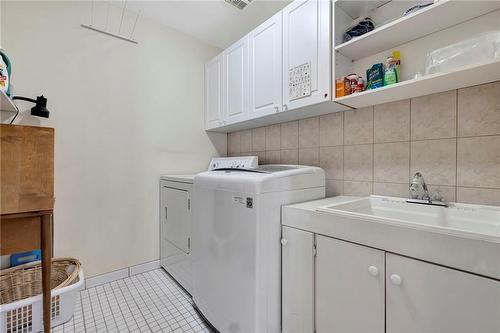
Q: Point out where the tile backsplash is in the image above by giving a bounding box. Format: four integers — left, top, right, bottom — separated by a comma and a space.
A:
228, 81, 500, 206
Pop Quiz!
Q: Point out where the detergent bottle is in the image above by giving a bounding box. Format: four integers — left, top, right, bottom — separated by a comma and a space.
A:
0, 47, 12, 96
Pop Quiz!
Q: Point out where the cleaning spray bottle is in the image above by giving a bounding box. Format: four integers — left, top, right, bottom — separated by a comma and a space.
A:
0, 47, 12, 96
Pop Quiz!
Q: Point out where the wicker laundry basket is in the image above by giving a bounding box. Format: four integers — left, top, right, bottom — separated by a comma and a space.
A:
0, 258, 84, 333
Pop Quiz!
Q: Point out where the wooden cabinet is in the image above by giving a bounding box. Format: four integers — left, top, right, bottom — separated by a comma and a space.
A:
281, 226, 314, 333
1, 124, 54, 214
282, 0, 331, 111
386, 253, 500, 333
249, 12, 283, 119
204, 54, 223, 130
315, 236, 385, 333
223, 36, 249, 125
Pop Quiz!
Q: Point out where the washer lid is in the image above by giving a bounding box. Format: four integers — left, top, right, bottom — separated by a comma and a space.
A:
194, 165, 325, 194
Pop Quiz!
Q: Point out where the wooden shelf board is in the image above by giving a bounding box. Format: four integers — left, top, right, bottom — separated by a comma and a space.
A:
334, 59, 500, 109
335, 0, 500, 61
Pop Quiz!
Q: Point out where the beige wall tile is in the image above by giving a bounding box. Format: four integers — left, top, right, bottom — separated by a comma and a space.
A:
344, 181, 372, 196
411, 139, 456, 186
326, 180, 343, 197
266, 150, 281, 164
374, 142, 409, 183
374, 100, 410, 143
281, 149, 299, 165
228, 132, 241, 154
240, 130, 252, 153
344, 107, 373, 145
411, 90, 456, 140
281, 121, 299, 149
373, 183, 409, 198
319, 146, 343, 180
320, 112, 343, 147
254, 151, 266, 164
458, 81, 500, 137
299, 117, 320, 148
457, 187, 500, 206
265, 124, 281, 151
344, 144, 373, 181
457, 136, 500, 188
252, 127, 266, 151
299, 148, 319, 166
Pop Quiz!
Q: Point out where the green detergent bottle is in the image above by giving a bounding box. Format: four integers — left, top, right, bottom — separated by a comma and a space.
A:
0, 47, 12, 96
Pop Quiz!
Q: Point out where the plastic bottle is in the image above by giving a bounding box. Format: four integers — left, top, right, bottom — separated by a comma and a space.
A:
0, 47, 12, 96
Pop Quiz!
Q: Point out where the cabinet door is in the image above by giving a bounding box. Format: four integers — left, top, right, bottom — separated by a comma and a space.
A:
204, 54, 223, 129
282, 0, 330, 111
386, 253, 500, 333
282, 226, 314, 333
249, 12, 282, 119
316, 236, 385, 333
223, 36, 249, 125
160, 186, 190, 254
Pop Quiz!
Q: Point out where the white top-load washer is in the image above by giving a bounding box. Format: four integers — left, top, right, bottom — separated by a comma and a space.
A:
192, 161, 325, 333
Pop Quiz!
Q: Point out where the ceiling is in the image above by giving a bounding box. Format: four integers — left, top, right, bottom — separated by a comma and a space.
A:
127, 0, 291, 49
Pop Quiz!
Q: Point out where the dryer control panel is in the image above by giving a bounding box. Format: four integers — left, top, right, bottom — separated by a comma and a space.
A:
208, 156, 258, 170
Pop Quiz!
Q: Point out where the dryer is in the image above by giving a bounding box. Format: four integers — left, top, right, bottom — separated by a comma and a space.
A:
192, 163, 325, 333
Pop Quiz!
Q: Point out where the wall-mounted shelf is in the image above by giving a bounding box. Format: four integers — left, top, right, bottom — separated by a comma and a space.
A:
1, 90, 18, 113
335, 0, 500, 61
334, 59, 500, 109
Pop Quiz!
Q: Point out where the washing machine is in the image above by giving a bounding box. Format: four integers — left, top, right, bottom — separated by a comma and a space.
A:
192, 161, 325, 333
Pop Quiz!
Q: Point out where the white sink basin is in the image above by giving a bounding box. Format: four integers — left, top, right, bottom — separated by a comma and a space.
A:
317, 196, 500, 241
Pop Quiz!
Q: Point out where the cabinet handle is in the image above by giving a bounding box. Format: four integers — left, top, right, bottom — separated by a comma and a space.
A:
274, 106, 280, 113
165, 207, 168, 220
390, 274, 402, 285
368, 266, 379, 277
282, 104, 288, 111
281, 238, 288, 246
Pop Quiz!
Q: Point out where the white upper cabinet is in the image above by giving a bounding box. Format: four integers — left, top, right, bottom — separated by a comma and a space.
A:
282, 0, 331, 111
249, 12, 283, 119
223, 36, 249, 125
204, 54, 223, 130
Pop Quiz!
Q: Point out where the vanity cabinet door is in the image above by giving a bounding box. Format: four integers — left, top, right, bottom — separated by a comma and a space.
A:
282, 226, 314, 333
316, 235, 385, 333
386, 253, 500, 333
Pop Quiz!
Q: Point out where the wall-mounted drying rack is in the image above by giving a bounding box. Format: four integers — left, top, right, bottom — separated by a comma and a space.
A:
81, 0, 140, 44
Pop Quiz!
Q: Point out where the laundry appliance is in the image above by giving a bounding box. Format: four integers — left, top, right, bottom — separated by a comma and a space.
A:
192, 160, 325, 333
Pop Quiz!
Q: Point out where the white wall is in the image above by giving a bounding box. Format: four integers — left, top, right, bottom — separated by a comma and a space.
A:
0, 1, 226, 277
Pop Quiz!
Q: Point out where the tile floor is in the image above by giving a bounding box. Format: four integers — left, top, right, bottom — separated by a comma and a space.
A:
52, 269, 213, 333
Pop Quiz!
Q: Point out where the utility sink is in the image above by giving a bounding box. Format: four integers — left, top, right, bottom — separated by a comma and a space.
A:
317, 196, 500, 241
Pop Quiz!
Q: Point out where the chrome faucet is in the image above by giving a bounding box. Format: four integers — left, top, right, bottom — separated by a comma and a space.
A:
407, 172, 447, 207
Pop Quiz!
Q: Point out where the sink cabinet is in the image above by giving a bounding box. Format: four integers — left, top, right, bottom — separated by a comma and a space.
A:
282, 226, 315, 333
386, 253, 500, 333
281, 227, 500, 333
316, 235, 385, 333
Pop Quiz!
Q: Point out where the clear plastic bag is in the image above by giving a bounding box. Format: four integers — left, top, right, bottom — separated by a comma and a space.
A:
425, 31, 500, 75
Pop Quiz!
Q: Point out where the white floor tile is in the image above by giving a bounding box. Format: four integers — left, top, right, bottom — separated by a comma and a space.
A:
51, 269, 213, 333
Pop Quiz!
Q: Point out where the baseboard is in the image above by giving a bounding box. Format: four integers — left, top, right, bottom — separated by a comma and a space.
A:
84, 259, 160, 289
